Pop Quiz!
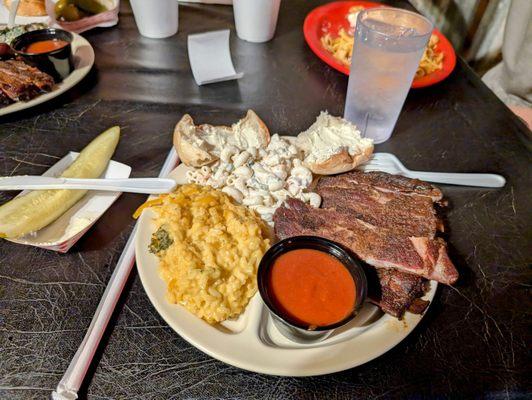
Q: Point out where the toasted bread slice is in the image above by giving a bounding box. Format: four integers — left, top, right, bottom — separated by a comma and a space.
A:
296, 112, 373, 175
4, 0, 46, 16
173, 114, 230, 167
231, 110, 270, 150
173, 110, 270, 167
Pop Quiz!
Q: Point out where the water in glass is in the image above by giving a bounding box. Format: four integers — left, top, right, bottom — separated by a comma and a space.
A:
344, 9, 433, 144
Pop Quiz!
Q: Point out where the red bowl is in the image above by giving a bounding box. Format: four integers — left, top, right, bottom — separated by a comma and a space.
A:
303, 1, 457, 88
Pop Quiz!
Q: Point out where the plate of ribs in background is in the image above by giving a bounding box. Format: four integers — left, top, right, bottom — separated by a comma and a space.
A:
0, 59, 54, 106
0, 31, 94, 116
274, 170, 459, 319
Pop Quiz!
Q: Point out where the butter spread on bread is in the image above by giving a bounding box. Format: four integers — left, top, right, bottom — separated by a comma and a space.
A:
173, 110, 270, 167
296, 111, 373, 175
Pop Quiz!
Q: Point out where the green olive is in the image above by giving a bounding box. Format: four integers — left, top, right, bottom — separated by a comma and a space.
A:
61, 4, 84, 21
74, 0, 107, 15
54, 0, 70, 18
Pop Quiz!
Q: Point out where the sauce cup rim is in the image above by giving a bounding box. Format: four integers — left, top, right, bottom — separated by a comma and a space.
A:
257, 235, 368, 332
10, 28, 73, 56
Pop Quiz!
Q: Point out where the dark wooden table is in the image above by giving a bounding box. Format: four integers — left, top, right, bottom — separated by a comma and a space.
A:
1, 1, 530, 399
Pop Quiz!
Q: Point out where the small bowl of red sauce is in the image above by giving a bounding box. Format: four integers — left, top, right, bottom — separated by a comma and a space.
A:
11, 28, 74, 82
258, 236, 367, 343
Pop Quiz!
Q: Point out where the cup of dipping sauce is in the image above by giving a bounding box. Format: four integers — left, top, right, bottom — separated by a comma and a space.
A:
258, 236, 367, 343
11, 28, 74, 82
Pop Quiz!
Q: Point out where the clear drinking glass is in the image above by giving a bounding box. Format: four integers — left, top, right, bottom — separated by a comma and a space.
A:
344, 8, 433, 144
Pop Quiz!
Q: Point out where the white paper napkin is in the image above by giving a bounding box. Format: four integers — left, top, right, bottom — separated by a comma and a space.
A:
187, 29, 244, 85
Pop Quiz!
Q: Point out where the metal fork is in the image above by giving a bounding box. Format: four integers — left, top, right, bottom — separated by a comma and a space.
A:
358, 153, 506, 188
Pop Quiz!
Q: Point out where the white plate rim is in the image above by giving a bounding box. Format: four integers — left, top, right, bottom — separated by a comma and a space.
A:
0, 32, 95, 117
135, 161, 438, 377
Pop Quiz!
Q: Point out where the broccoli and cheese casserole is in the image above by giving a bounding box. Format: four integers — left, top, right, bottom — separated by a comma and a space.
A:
135, 184, 270, 324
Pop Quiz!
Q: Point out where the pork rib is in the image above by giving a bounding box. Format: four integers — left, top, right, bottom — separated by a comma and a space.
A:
0, 60, 54, 102
366, 268, 430, 318
317, 171, 443, 202
274, 198, 458, 285
1, 60, 54, 92
317, 184, 442, 237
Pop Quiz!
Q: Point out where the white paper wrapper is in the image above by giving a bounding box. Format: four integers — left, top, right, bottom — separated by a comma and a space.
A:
7, 152, 131, 253
188, 29, 243, 85
45, 0, 119, 33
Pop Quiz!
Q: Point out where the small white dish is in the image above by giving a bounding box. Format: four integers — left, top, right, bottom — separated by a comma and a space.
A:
135, 141, 437, 376
0, 32, 95, 117
7, 151, 131, 253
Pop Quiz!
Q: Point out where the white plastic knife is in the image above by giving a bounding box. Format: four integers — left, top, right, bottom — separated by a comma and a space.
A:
0, 176, 177, 194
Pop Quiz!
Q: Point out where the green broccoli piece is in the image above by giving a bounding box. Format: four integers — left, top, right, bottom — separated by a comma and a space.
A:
149, 227, 173, 255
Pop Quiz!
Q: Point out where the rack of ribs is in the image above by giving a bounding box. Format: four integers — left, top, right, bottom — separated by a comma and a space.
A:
0, 60, 54, 104
273, 171, 459, 318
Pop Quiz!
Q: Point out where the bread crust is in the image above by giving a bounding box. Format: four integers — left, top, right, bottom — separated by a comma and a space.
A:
173, 114, 218, 167
238, 110, 270, 149
173, 110, 270, 167
306, 143, 374, 175
4, 0, 46, 16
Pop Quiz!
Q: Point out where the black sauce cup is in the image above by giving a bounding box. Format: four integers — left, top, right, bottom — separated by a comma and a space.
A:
11, 28, 74, 82
258, 236, 367, 343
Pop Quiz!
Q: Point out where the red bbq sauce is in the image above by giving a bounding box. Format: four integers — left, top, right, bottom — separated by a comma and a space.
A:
24, 39, 69, 54
268, 249, 356, 327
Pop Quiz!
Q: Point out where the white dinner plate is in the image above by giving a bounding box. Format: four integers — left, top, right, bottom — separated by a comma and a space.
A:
0, 32, 95, 117
135, 159, 437, 376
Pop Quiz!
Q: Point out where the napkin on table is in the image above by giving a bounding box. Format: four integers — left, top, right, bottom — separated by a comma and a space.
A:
187, 29, 243, 85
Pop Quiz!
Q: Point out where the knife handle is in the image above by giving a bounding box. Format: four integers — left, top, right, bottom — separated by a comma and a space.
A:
0, 176, 177, 194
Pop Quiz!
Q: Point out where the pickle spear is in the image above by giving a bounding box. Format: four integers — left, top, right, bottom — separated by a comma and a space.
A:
74, 0, 107, 15
0, 126, 120, 239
